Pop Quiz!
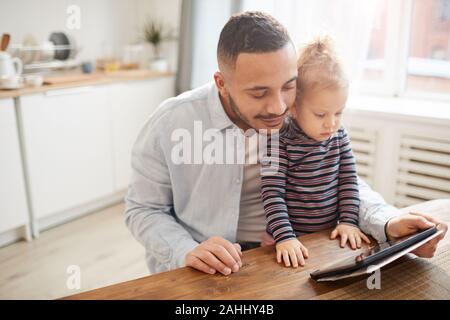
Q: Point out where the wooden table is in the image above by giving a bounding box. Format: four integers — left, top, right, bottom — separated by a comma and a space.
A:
64, 199, 450, 300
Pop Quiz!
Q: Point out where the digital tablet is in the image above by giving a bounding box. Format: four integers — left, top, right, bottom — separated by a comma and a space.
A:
310, 226, 438, 281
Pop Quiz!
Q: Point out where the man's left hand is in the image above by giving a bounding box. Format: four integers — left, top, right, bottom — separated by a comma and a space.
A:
386, 211, 448, 258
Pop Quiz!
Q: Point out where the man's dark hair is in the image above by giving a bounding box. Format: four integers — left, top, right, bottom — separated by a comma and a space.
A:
217, 11, 292, 69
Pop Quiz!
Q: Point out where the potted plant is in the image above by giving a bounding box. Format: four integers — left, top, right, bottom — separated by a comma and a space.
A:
143, 19, 176, 72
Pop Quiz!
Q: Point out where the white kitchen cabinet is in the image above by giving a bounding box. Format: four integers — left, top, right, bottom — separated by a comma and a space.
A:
0, 99, 30, 237
20, 86, 115, 220
109, 77, 175, 190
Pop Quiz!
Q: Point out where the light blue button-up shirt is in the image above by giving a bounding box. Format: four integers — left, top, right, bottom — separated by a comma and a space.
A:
125, 82, 401, 274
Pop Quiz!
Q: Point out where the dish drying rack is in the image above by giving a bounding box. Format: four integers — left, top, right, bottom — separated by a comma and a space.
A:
8, 43, 81, 74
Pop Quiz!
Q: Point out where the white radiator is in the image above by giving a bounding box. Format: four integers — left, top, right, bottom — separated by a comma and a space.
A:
395, 134, 450, 208
346, 126, 378, 188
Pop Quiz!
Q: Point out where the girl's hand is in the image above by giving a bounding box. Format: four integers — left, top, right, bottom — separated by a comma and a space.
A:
330, 224, 371, 250
275, 238, 309, 268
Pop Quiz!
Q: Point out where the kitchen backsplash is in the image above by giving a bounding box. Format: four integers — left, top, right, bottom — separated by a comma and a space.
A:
0, 0, 180, 70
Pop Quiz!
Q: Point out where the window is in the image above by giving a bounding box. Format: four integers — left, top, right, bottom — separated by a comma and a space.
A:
407, 0, 450, 95
361, 0, 450, 100
362, 0, 388, 84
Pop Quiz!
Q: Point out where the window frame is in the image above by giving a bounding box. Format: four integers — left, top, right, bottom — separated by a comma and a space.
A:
359, 0, 450, 103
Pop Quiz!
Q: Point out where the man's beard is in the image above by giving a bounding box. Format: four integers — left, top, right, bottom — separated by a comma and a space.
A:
228, 94, 288, 131
228, 94, 253, 129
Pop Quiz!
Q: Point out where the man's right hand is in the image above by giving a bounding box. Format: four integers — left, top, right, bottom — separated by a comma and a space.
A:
185, 236, 243, 275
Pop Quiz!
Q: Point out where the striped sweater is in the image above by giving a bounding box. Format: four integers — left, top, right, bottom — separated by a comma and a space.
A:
261, 118, 360, 243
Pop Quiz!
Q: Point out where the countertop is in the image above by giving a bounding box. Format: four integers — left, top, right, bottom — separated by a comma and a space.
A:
0, 69, 175, 100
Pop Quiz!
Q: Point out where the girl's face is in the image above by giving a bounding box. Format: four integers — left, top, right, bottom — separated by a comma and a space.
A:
292, 87, 348, 142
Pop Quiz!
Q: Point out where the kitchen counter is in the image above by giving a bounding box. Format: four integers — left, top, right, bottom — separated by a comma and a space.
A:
0, 69, 175, 100
0, 71, 175, 245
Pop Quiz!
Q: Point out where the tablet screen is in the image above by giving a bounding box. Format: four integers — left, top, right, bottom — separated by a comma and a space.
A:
310, 226, 437, 280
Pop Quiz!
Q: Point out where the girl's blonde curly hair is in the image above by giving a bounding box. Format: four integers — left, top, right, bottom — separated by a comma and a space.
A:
296, 36, 349, 104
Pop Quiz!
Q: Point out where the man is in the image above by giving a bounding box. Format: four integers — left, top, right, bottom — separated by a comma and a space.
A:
125, 11, 447, 275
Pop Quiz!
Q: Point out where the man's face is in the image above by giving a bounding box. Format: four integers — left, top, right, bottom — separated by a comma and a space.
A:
217, 44, 298, 131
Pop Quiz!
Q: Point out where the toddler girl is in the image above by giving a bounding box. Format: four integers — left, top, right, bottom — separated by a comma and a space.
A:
261, 37, 370, 268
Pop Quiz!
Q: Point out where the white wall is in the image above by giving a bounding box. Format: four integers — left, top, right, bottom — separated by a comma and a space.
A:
135, 0, 182, 72
0, 0, 181, 70
190, 0, 234, 88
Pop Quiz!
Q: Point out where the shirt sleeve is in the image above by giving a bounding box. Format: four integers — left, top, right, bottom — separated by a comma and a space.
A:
337, 128, 360, 226
358, 178, 402, 243
260, 133, 297, 243
124, 116, 198, 271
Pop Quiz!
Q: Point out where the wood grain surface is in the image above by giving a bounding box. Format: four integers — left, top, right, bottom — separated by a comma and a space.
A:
64, 199, 450, 300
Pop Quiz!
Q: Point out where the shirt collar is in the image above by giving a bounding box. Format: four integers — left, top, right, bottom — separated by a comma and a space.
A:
207, 82, 235, 131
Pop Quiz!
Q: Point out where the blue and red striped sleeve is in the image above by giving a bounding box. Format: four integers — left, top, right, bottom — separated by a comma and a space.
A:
260, 134, 297, 243
337, 128, 360, 226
